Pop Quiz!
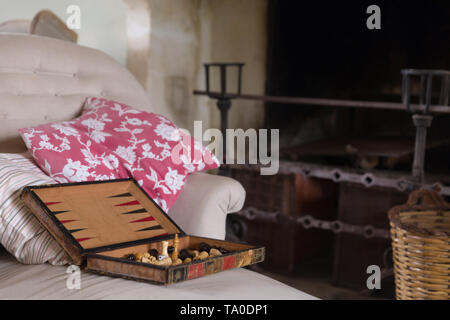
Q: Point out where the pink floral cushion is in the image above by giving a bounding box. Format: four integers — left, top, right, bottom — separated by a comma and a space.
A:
19, 97, 219, 211
19, 119, 127, 183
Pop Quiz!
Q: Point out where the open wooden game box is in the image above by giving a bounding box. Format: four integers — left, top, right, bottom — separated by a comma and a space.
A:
20, 179, 265, 285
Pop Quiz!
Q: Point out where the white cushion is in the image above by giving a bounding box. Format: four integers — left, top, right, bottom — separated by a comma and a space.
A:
0, 152, 70, 264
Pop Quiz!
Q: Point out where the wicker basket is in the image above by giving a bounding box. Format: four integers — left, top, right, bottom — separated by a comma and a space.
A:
388, 189, 450, 300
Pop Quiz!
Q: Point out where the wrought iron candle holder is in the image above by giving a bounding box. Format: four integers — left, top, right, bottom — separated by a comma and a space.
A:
203, 62, 245, 159
401, 69, 450, 182
204, 62, 244, 97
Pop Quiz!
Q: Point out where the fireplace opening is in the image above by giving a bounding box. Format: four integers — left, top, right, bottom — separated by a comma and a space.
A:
265, 1, 450, 177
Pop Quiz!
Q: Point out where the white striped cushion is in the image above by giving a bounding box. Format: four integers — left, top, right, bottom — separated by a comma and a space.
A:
0, 153, 70, 265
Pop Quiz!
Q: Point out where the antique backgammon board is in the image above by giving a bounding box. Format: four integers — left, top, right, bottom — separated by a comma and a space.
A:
20, 179, 265, 285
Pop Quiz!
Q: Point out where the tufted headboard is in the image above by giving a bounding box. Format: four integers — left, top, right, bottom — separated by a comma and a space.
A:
0, 33, 151, 153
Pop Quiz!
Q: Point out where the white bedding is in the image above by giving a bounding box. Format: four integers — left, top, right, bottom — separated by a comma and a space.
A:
0, 253, 316, 300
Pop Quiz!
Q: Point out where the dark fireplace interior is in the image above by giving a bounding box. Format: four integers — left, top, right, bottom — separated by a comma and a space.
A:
265, 1, 450, 176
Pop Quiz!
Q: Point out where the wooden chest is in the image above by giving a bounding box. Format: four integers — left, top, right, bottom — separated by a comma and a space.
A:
20, 179, 264, 285
224, 166, 336, 274
332, 182, 405, 290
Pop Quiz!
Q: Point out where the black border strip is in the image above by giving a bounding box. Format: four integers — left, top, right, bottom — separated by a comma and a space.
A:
83, 233, 177, 254
85, 268, 165, 286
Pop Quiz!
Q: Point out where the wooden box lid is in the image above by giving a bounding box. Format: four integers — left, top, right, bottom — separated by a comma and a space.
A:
20, 179, 184, 265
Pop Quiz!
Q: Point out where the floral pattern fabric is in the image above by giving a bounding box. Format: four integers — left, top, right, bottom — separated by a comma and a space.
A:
19, 97, 219, 211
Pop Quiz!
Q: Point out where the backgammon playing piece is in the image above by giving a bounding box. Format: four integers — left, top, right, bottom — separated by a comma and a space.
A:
179, 249, 192, 261
212, 246, 229, 254
143, 252, 151, 259
148, 249, 158, 258
125, 254, 136, 261
172, 258, 182, 266
141, 256, 157, 264
171, 234, 179, 261
194, 251, 209, 261
188, 249, 199, 260
218, 247, 230, 254
153, 256, 172, 266
209, 248, 222, 257
135, 252, 145, 262
146, 256, 158, 264
199, 242, 211, 253
183, 257, 192, 263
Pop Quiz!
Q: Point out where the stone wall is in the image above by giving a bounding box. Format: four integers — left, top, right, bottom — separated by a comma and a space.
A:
0, 0, 127, 65
125, 0, 267, 132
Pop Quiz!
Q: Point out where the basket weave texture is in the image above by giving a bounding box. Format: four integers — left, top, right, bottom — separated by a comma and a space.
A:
388, 189, 450, 300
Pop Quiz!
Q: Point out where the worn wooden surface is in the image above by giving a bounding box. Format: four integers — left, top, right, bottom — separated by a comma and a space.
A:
20, 179, 183, 265
87, 255, 167, 284
332, 183, 407, 289
21, 187, 84, 265
20, 180, 265, 284
225, 166, 336, 274
87, 235, 264, 285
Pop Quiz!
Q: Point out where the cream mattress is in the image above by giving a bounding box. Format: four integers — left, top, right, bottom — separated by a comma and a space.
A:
0, 253, 316, 300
